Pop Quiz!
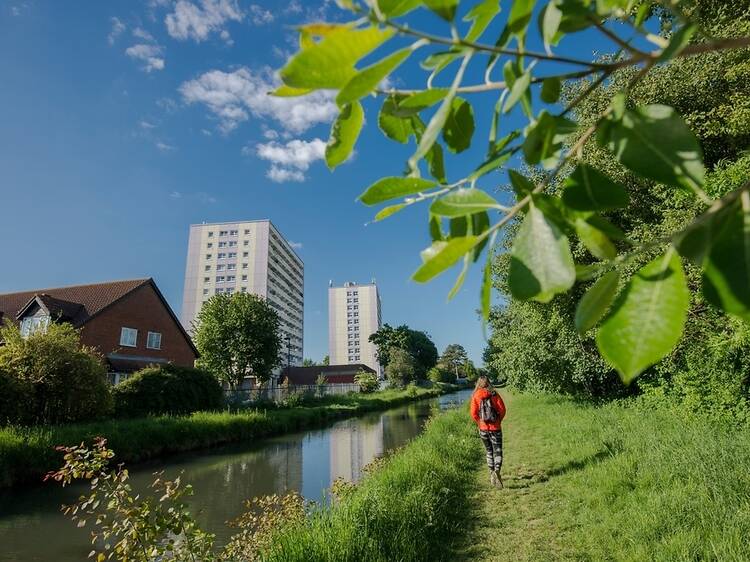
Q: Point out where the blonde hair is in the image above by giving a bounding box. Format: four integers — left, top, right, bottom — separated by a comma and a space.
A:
475, 375, 494, 392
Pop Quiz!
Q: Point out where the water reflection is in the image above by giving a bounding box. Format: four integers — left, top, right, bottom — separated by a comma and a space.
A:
0, 390, 471, 562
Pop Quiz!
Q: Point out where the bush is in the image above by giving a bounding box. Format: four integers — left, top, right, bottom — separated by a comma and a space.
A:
385, 347, 416, 388
0, 368, 33, 425
0, 323, 112, 425
113, 364, 223, 418
354, 370, 378, 393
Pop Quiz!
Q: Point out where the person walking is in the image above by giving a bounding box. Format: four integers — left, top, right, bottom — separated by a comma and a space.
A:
470, 375, 507, 488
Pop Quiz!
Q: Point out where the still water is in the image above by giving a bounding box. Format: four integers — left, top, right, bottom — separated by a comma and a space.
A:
0, 390, 472, 561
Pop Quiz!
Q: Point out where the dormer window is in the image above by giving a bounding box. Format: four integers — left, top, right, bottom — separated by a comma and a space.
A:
120, 327, 138, 347
20, 315, 50, 337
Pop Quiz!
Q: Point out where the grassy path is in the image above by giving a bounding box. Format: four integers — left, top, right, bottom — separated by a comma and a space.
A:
453, 393, 750, 562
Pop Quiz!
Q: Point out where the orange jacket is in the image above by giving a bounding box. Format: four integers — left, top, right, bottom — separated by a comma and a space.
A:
470, 389, 506, 431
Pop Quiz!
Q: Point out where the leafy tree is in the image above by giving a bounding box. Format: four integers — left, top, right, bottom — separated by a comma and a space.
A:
302, 358, 317, 367
277, 0, 750, 388
355, 369, 379, 393
0, 322, 112, 424
322, 355, 330, 366
194, 293, 281, 390
438, 344, 469, 378
385, 347, 416, 388
369, 324, 438, 378
464, 360, 478, 382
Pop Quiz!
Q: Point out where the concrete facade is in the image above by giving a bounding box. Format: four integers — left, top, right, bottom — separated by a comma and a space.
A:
328, 281, 381, 375
181, 220, 303, 366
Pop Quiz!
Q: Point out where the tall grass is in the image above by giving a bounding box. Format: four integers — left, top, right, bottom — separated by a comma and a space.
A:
262, 408, 482, 562
0, 386, 454, 489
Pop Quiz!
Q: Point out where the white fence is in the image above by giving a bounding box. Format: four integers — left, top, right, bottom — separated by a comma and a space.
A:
225, 383, 361, 404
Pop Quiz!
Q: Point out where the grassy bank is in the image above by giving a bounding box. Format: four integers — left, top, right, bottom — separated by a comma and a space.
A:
455, 393, 750, 562
262, 407, 482, 562
0, 385, 458, 489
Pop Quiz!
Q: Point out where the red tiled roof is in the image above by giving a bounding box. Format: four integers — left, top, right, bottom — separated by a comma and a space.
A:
0, 279, 151, 327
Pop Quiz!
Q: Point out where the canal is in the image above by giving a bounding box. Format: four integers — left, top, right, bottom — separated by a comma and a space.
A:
0, 389, 472, 561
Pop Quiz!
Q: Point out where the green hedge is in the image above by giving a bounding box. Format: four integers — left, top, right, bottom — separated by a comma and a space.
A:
113, 364, 224, 418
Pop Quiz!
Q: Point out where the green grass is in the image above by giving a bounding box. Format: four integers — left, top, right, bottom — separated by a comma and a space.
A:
455, 393, 750, 562
262, 407, 482, 562
0, 385, 457, 489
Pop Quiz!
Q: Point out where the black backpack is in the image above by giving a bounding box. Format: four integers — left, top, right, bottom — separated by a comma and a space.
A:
479, 391, 498, 423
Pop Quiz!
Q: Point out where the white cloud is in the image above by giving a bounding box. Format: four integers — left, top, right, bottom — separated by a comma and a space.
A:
132, 27, 155, 41
253, 138, 326, 182
267, 166, 305, 183
108, 17, 126, 45
125, 43, 165, 72
262, 127, 279, 140
179, 67, 337, 134
170, 190, 183, 198
284, 1, 302, 15
249, 4, 273, 25
165, 0, 243, 42
289, 241, 303, 249
139, 120, 156, 129
156, 141, 177, 151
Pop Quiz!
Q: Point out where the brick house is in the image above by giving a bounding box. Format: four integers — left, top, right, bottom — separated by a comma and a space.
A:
0, 278, 198, 383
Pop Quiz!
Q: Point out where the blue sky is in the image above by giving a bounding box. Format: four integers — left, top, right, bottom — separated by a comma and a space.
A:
0, 0, 613, 363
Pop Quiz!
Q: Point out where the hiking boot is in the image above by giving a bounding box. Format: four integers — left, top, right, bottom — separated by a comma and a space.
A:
494, 470, 504, 489
489, 470, 497, 486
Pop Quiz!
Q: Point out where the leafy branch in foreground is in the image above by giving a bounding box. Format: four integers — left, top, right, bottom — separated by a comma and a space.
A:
274, 0, 750, 383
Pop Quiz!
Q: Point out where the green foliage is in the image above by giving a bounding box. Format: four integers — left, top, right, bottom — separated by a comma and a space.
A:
0, 368, 32, 425
354, 369, 379, 393
194, 292, 281, 389
325, 101, 364, 169
277, 0, 750, 385
0, 323, 112, 425
369, 323, 438, 379
385, 347, 416, 387
113, 364, 224, 418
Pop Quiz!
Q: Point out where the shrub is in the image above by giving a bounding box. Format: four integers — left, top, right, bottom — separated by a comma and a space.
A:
385, 347, 416, 388
113, 364, 223, 418
354, 370, 378, 393
0, 368, 32, 425
0, 323, 112, 424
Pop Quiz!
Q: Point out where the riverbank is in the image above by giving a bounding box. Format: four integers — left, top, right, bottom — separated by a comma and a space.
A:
454, 393, 750, 561
263, 407, 481, 561
0, 384, 459, 489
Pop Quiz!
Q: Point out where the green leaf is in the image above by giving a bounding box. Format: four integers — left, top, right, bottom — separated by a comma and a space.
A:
540, 77, 561, 103
281, 26, 395, 89
464, 0, 501, 42
673, 199, 736, 266
399, 88, 449, 111
326, 102, 364, 169
657, 23, 696, 62
422, 0, 459, 21
374, 203, 408, 222
481, 246, 493, 326
541, 1, 562, 47
562, 164, 630, 211
360, 177, 437, 205
508, 169, 535, 197
426, 142, 447, 183
429, 213, 444, 241
421, 50, 462, 72
413, 236, 479, 282
447, 255, 470, 300
503, 69, 531, 113
270, 85, 313, 97
574, 218, 617, 260
378, 96, 414, 143
337, 48, 412, 106
442, 97, 475, 154
507, 0, 536, 36
702, 193, 750, 321
601, 104, 705, 192
430, 188, 501, 217
597, 250, 690, 383
522, 111, 577, 167
378, 0, 422, 17
575, 270, 620, 333
508, 203, 576, 302
470, 149, 512, 181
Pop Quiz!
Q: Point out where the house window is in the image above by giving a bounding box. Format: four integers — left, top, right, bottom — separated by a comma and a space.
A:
147, 332, 162, 350
219, 230, 228, 236
120, 327, 138, 347
20, 315, 50, 337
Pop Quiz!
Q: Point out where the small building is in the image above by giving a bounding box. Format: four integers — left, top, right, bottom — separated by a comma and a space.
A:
279, 363, 376, 386
0, 278, 198, 383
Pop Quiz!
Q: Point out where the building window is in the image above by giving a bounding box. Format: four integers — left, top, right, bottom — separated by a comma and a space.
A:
242, 263, 248, 269
146, 332, 162, 350
227, 264, 236, 271
217, 252, 226, 259
230, 229, 238, 236
244, 229, 250, 235
203, 289, 209, 295
204, 277, 210, 282
206, 254, 212, 260
216, 288, 224, 294
216, 276, 225, 283
226, 288, 234, 294
207, 243, 213, 248
229, 241, 237, 247
20, 315, 50, 337
243, 252, 249, 257
204, 265, 211, 272
227, 275, 236, 282
120, 327, 138, 347
208, 231, 214, 237
228, 252, 237, 258
219, 230, 228, 236
241, 287, 247, 293
217, 264, 226, 271
244, 240, 249, 247
218, 241, 227, 248
242, 275, 248, 281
